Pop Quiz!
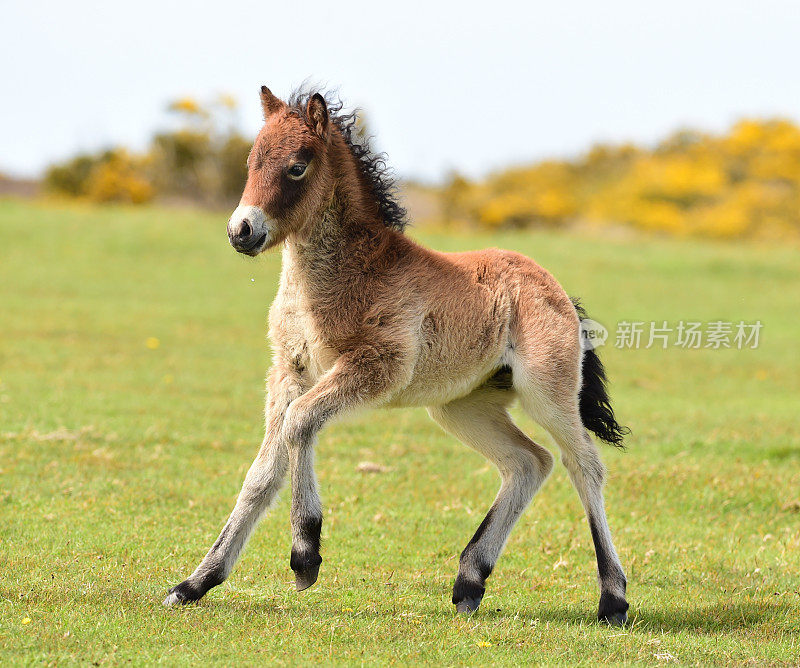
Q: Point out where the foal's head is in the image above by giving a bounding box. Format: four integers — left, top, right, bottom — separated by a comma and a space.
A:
228, 86, 407, 256
227, 86, 335, 255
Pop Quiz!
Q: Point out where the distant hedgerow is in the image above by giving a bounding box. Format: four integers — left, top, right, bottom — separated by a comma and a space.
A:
440, 119, 800, 239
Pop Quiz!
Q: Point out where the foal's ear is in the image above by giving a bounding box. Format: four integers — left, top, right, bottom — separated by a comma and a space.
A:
260, 85, 283, 117
306, 93, 329, 139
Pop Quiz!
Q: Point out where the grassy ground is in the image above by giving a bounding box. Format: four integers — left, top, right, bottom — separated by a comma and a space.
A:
1, 198, 798, 665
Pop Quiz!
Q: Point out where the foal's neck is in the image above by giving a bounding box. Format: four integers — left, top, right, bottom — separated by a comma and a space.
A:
284, 133, 390, 279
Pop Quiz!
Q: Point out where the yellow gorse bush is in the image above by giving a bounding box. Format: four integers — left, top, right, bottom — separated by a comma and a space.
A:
84, 151, 154, 204
441, 119, 800, 239
44, 95, 249, 207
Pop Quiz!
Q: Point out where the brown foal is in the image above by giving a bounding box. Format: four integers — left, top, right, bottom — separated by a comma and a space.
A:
164, 86, 630, 625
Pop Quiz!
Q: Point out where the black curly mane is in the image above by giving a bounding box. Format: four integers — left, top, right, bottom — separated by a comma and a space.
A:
288, 87, 408, 233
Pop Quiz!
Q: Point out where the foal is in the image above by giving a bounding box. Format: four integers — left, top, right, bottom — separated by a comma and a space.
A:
164, 86, 630, 625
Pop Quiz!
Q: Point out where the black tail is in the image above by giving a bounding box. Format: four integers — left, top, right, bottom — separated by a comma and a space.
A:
573, 299, 630, 448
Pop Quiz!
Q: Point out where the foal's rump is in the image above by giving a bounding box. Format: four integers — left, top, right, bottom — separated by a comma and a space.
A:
443, 245, 583, 379
386, 242, 626, 449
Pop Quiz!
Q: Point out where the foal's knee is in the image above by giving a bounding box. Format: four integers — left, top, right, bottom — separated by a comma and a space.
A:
282, 402, 322, 446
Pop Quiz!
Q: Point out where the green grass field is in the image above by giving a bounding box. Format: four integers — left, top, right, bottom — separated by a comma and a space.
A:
1, 198, 798, 665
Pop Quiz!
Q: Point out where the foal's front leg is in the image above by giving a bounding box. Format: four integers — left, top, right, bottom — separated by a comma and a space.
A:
280, 347, 403, 590
163, 368, 302, 606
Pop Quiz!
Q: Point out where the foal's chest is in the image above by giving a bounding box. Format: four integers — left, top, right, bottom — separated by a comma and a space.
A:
268, 282, 342, 384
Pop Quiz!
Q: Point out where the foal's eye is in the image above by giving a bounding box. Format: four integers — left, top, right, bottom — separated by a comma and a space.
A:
287, 163, 308, 180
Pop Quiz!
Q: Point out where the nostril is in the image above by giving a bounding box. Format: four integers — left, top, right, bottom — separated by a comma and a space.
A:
239, 219, 252, 238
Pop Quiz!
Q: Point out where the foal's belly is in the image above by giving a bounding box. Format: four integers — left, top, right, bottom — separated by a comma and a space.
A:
383, 363, 504, 408
383, 324, 511, 408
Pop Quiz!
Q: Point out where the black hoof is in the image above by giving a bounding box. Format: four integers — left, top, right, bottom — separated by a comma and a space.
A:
453, 574, 486, 614
598, 591, 629, 626
163, 580, 203, 607
600, 610, 628, 626
455, 596, 483, 614
294, 563, 320, 591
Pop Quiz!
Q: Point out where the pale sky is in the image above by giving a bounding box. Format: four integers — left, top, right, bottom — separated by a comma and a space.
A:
2, 0, 799, 182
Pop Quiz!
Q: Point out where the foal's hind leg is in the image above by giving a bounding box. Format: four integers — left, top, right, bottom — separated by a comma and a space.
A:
428, 388, 554, 613
522, 395, 629, 625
